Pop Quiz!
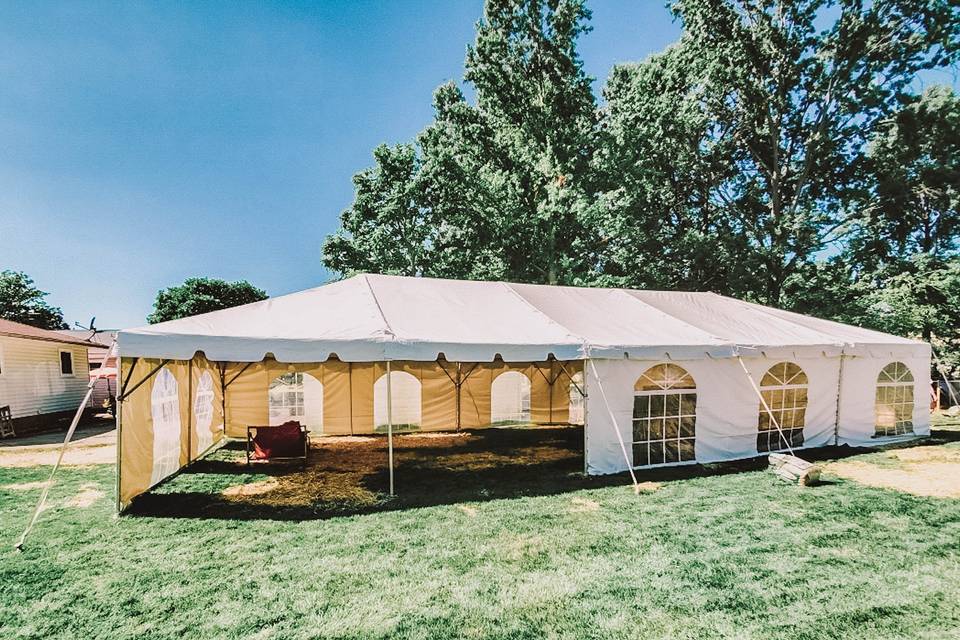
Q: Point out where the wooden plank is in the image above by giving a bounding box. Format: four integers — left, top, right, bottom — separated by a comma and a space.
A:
769, 453, 821, 486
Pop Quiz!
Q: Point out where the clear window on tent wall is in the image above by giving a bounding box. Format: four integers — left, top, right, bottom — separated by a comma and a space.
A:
490, 371, 532, 426
373, 370, 422, 433
268, 372, 323, 436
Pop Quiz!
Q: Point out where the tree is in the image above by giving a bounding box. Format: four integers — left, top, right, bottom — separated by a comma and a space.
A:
147, 278, 267, 324
324, 0, 599, 285
850, 85, 960, 269
591, 44, 749, 292
0, 270, 68, 330
657, 0, 959, 304
322, 144, 430, 277
845, 85, 960, 372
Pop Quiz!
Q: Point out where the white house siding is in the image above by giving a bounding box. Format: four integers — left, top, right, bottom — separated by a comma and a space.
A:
0, 336, 91, 420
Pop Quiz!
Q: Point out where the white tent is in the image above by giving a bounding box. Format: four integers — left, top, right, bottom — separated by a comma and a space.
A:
115, 274, 930, 509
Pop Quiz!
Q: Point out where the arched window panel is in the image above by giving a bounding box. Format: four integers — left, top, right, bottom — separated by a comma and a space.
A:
269, 372, 304, 424
491, 371, 532, 425
632, 364, 696, 466
875, 362, 914, 437
568, 371, 584, 426
194, 370, 215, 454
268, 372, 323, 434
374, 371, 422, 432
150, 367, 181, 485
634, 363, 696, 392
758, 362, 807, 453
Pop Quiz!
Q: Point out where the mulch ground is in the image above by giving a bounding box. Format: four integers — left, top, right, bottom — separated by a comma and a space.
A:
129, 426, 772, 520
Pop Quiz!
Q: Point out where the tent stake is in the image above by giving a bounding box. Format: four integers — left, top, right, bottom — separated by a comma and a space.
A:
387, 360, 394, 496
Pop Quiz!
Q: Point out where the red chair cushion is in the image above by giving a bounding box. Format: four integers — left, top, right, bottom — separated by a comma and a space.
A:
251, 422, 304, 459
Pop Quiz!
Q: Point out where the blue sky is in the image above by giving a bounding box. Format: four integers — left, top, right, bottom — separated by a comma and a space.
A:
2, 2, 955, 330
0, 1, 680, 329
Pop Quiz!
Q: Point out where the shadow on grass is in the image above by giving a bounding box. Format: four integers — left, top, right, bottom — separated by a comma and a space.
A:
126, 427, 765, 521
126, 426, 952, 521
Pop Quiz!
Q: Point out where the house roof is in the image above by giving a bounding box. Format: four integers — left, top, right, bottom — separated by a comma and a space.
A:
0, 318, 98, 348
117, 274, 926, 363
55, 330, 118, 349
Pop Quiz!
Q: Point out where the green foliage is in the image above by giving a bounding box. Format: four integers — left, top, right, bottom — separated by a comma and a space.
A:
147, 277, 267, 324
0, 270, 68, 330
652, 0, 958, 303
851, 85, 960, 267
323, 0, 598, 285
592, 44, 748, 292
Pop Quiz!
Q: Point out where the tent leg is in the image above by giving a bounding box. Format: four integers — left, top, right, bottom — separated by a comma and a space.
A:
832, 352, 846, 446
115, 359, 124, 516
548, 361, 555, 424
582, 362, 589, 475
387, 361, 394, 496
455, 363, 462, 431
219, 363, 227, 439
187, 358, 193, 463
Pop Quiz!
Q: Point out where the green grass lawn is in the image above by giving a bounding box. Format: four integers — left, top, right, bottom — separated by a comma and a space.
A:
1, 430, 959, 639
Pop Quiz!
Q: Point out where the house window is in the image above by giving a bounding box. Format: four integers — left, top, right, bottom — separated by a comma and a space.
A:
757, 362, 807, 453
875, 362, 914, 437
568, 370, 585, 425
59, 350, 74, 376
374, 371, 421, 432
268, 372, 323, 434
632, 364, 696, 466
491, 371, 532, 425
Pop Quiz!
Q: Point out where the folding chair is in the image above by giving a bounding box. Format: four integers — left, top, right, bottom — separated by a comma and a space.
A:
246, 421, 309, 468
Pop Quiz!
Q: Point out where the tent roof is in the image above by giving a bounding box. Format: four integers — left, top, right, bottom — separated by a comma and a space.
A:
117, 274, 926, 362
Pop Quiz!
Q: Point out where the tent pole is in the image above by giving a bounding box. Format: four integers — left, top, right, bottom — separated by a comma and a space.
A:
348, 362, 354, 435
548, 360, 555, 424
582, 361, 589, 475
187, 358, 193, 463
387, 361, 394, 496
456, 362, 462, 431
118, 358, 170, 402
586, 359, 640, 492
115, 356, 125, 516
18, 339, 118, 548
832, 351, 846, 446
219, 363, 227, 438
